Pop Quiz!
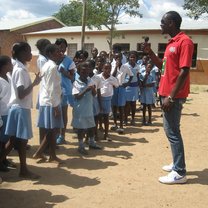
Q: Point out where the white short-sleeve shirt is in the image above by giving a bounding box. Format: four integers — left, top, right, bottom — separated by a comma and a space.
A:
98, 73, 119, 97
8, 60, 33, 109
39, 60, 62, 107
0, 74, 11, 115
111, 64, 133, 86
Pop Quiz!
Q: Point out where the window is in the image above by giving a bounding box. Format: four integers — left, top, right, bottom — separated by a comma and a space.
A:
84, 43, 94, 58
192, 44, 197, 68
67, 44, 77, 58
118, 43, 130, 53
158, 43, 167, 59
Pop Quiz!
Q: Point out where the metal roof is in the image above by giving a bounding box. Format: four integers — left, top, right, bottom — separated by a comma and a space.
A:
0, 16, 66, 31
24, 19, 208, 35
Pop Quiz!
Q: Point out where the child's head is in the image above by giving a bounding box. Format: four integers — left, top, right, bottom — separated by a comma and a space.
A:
74, 50, 89, 65
12, 42, 32, 64
36, 39, 51, 56
45, 44, 62, 64
95, 56, 105, 71
55, 38, 68, 54
85, 60, 95, 77
77, 62, 89, 79
114, 52, 122, 64
0, 56, 13, 75
91, 47, 98, 59
146, 60, 153, 73
99, 50, 108, 61
128, 51, 138, 65
102, 62, 111, 77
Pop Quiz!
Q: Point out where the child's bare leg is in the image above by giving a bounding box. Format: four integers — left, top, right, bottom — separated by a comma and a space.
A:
0, 137, 15, 162
142, 104, 147, 124
119, 106, 124, 129
17, 138, 39, 179
112, 106, 118, 127
130, 101, 136, 125
48, 129, 63, 163
33, 130, 48, 161
147, 104, 152, 124
103, 114, 111, 141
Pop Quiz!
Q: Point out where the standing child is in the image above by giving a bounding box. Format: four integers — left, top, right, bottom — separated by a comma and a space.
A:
55, 38, 76, 145
111, 52, 133, 133
98, 62, 119, 141
72, 62, 101, 155
35, 39, 51, 147
0, 42, 41, 179
0, 56, 15, 172
86, 60, 102, 140
124, 51, 140, 126
33, 44, 64, 163
140, 61, 156, 125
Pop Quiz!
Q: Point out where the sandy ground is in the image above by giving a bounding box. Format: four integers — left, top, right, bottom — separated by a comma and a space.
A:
0, 79, 208, 208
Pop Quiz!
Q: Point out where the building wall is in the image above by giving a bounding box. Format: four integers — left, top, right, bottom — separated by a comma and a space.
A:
0, 20, 64, 56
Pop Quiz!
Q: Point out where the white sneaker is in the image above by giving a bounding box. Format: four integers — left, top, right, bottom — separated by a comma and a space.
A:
162, 163, 173, 172
159, 170, 187, 184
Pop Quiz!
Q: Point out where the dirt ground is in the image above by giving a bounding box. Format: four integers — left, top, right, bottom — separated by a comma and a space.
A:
0, 80, 208, 208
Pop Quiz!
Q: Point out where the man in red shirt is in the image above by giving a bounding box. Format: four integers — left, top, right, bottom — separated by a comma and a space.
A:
143, 11, 194, 184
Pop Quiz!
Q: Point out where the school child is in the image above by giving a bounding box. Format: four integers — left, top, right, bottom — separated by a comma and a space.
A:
93, 56, 105, 75
98, 62, 119, 141
55, 38, 76, 145
35, 39, 51, 147
36, 39, 51, 71
111, 52, 133, 133
73, 50, 89, 66
86, 60, 103, 140
124, 51, 140, 125
140, 61, 156, 125
71, 62, 101, 155
33, 44, 64, 163
0, 55, 16, 172
0, 42, 42, 179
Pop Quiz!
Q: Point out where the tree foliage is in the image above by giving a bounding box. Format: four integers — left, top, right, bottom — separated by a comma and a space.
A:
183, 0, 208, 19
54, 0, 142, 49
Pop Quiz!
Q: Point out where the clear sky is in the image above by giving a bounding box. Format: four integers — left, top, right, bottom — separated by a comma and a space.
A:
0, 0, 194, 23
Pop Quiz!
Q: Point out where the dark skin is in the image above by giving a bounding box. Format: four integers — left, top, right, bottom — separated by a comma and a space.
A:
0, 46, 42, 179
142, 13, 190, 112
33, 47, 64, 164
112, 53, 133, 129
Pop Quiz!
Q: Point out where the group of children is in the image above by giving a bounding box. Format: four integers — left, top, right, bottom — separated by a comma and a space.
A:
0, 40, 161, 182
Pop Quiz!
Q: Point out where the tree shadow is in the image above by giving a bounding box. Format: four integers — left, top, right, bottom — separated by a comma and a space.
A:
0, 188, 68, 208
187, 169, 208, 185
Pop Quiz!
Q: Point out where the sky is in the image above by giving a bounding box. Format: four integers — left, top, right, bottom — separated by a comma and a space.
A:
0, 0, 196, 23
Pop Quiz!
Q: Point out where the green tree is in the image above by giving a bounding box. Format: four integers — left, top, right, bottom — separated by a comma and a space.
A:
54, 0, 142, 50
183, 0, 208, 19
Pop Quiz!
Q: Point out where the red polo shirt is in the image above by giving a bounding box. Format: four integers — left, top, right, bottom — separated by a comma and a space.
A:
159, 32, 194, 98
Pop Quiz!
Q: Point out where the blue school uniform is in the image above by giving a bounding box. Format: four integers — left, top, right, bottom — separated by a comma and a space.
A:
71, 77, 95, 129
125, 62, 140, 101
140, 73, 156, 105
5, 60, 33, 140
59, 56, 75, 107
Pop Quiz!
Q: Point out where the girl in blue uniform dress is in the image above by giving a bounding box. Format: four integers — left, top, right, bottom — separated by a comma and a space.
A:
124, 51, 140, 125
140, 61, 156, 125
72, 62, 101, 155
33, 44, 64, 164
2, 42, 41, 179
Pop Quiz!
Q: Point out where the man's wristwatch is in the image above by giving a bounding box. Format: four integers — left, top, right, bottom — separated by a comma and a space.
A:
168, 96, 174, 103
